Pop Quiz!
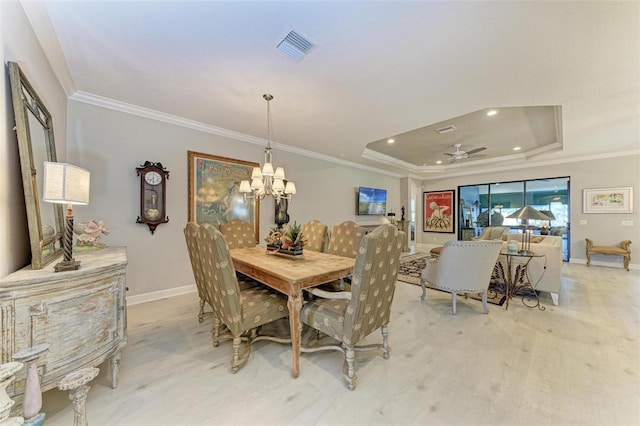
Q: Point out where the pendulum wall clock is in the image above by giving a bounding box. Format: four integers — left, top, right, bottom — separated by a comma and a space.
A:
136, 161, 169, 234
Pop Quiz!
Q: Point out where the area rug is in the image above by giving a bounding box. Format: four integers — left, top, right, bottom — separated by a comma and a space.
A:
398, 253, 506, 306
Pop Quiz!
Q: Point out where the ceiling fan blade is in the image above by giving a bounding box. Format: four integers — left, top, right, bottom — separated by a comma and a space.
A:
443, 153, 455, 157
465, 147, 486, 155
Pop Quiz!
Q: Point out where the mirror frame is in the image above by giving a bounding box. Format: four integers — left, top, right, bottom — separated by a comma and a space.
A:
9, 61, 64, 269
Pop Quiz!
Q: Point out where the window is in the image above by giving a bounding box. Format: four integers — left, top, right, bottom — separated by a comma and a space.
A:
459, 177, 570, 260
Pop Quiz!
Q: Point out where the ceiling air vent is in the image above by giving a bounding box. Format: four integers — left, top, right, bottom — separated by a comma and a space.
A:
435, 125, 457, 134
277, 30, 316, 62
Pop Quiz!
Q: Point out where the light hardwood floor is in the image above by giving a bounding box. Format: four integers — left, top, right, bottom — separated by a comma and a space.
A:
41, 261, 639, 426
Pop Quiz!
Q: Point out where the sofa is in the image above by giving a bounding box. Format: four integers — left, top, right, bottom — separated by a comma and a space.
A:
498, 234, 562, 305
472, 226, 510, 241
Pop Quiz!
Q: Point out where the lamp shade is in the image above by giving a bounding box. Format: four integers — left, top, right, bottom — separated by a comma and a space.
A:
250, 167, 263, 180
42, 162, 90, 205
239, 180, 252, 193
274, 167, 285, 180
272, 178, 285, 192
506, 206, 552, 221
284, 181, 296, 195
538, 210, 556, 220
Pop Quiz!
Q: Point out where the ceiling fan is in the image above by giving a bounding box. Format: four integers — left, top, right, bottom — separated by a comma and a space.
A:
443, 143, 487, 162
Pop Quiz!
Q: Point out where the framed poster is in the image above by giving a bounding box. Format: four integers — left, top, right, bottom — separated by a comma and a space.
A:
424, 190, 455, 233
188, 151, 260, 241
583, 187, 633, 214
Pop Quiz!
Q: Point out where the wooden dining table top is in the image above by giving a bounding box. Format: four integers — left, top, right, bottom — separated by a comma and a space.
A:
230, 246, 356, 378
230, 246, 355, 294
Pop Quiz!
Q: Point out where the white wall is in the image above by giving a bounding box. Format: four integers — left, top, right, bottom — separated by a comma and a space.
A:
1, 1, 68, 277
66, 101, 401, 298
419, 154, 640, 267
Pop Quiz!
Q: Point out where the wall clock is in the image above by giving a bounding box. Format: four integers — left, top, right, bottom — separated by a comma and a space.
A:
136, 161, 169, 234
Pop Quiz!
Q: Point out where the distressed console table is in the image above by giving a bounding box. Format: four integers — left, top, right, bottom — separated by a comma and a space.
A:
0, 247, 127, 401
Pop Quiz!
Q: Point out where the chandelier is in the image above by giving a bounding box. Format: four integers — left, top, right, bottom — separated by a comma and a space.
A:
239, 94, 296, 204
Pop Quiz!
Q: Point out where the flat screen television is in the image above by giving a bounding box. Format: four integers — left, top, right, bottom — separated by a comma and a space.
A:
357, 187, 387, 215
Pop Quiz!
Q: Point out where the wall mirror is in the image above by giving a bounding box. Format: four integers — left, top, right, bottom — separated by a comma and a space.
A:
9, 61, 64, 269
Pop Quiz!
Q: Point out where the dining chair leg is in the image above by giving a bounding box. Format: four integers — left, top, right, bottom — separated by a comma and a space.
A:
482, 291, 489, 314
420, 280, 427, 301
198, 298, 206, 323
344, 346, 356, 391
231, 337, 242, 373
212, 316, 221, 347
381, 325, 390, 360
451, 293, 457, 315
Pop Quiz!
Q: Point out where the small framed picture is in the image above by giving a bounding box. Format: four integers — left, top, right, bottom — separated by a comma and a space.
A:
583, 187, 633, 214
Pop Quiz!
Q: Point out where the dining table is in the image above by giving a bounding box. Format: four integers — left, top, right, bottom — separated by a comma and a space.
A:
229, 246, 355, 378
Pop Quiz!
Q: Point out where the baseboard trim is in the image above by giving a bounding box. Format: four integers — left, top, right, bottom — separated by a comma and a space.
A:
126, 284, 197, 306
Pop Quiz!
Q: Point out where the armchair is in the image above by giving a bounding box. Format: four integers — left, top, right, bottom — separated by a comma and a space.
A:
301, 220, 328, 252
300, 224, 404, 390
472, 226, 510, 241
219, 219, 256, 250
196, 224, 290, 373
420, 240, 502, 315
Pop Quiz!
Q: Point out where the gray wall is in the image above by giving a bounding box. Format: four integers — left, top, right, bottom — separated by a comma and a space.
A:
1, 1, 68, 277
419, 155, 640, 267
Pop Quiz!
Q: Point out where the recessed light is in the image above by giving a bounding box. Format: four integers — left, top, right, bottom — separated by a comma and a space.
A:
436, 160, 442, 164
487, 110, 498, 116
387, 139, 395, 144
513, 146, 522, 151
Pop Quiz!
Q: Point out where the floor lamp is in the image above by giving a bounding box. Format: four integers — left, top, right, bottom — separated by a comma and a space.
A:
506, 206, 554, 255
43, 162, 90, 272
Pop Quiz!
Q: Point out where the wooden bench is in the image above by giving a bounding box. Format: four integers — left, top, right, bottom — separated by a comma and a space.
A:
585, 239, 631, 271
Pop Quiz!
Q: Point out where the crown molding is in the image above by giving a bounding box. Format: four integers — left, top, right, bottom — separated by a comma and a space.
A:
69, 91, 402, 178
420, 149, 640, 181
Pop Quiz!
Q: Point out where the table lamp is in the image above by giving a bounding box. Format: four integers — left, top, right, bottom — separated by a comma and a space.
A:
387, 212, 396, 224
506, 206, 553, 255
538, 209, 556, 235
42, 162, 90, 272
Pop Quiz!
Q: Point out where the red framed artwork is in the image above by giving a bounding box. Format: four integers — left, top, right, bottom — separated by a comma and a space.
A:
423, 190, 455, 233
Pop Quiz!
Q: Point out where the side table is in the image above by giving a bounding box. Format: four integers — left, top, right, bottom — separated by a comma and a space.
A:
499, 252, 546, 311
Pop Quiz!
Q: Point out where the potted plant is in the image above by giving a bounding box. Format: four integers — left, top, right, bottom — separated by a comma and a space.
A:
265, 221, 305, 256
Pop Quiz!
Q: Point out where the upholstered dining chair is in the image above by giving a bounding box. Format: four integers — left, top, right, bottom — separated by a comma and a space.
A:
196, 224, 290, 373
420, 240, 502, 315
324, 221, 366, 290
327, 221, 366, 258
184, 222, 257, 323
219, 219, 256, 250
300, 224, 404, 390
472, 226, 510, 241
301, 220, 329, 252
184, 222, 211, 323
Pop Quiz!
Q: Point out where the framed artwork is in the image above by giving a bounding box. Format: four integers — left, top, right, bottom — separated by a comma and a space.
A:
188, 151, 260, 241
583, 187, 633, 214
424, 190, 455, 233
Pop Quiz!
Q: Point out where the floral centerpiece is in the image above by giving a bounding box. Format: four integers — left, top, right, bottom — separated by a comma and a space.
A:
265, 221, 305, 256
